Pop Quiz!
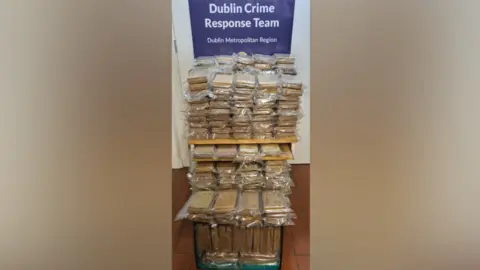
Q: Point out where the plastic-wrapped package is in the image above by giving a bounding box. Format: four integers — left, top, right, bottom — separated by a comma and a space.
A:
234, 53, 255, 65
188, 128, 210, 140
231, 92, 254, 101
187, 115, 208, 123
211, 87, 234, 96
259, 144, 283, 156
187, 67, 210, 84
184, 87, 210, 102
208, 109, 231, 121
252, 115, 276, 122
234, 87, 255, 96
215, 55, 235, 66
275, 120, 297, 127
195, 223, 212, 258
186, 108, 209, 118
253, 95, 277, 109
275, 63, 298, 75
210, 100, 231, 109
190, 161, 215, 174
194, 56, 216, 67
210, 133, 231, 139
278, 100, 300, 110
234, 72, 257, 89
212, 73, 234, 88
232, 133, 252, 139
188, 82, 209, 92
273, 126, 297, 139
211, 127, 232, 134
231, 109, 252, 118
261, 190, 293, 214
253, 54, 276, 71
274, 53, 296, 64
232, 100, 254, 109
212, 190, 240, 224
207, 112, 230, 122
215, 162, 236, 175
210, 120, 230, 128
256, 73, 279, 89
236, 162, 263, 173
188, 171, 216, 182
252, 121, 274, 132
188, 172, 218, 190
263, 213, 296, 226
188, 101, 210, 112
231, 126, 252, 134
274, 132, 296, 139
252, 133, 274, 140
280, 74, 303, 89
236, 171, 264, 189
231, 114, 251, 124
237, 144, 260, 160
193, 145, 215, 159
205, 225, 239, 268
256, 88, 280, 99
273, 126, 297, 134
214, 145, 238, 159
175, 190, 215, 221
236, 191, 262, 227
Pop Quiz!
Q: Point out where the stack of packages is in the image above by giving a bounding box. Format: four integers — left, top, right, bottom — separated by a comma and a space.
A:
177, 52, 305, 269
183, 52, 305, 141
176, 189, 294, 269
185, 67, 211, 140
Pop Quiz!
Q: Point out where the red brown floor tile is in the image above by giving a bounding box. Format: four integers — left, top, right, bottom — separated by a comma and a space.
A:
173, 254, 194, 270
296, 256, 310, 270
281, 255, 299, 270
176, 235, 194, 254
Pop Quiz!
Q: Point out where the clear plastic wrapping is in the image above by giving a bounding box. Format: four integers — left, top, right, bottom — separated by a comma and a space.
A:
175, 190, 215, 222
190, 161, 215, 173
274, 53, 296, 64
261, 190, 293, 214
259, 144, 283, 156
256, 73, 279, 89
234, 53, 255, 66
194, 56, 216, 67
212, 73, 234, 88
237, 191, 262, 227
214, 55, 236, 74
232, 133, 252, 139
253, 54, 276, 71
275, 63, 298, 75
213, 190, 240, 224
234, 72, 257, 89
193, 145, 215, 159
236, 144, 261, 161
204, 225, 239, 268
210, 100, 231, 109
216, 162, 236, 175
188, 128, 209, 140
214, 145, 238, 159
187, 67, 210, 84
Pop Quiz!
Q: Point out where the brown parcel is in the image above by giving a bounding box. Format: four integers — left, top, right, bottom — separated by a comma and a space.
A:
188, 82, 209, 91
262, 191, 286, 211
194, 162, 214, 173
196, 224, 212, 255
211, 225, 234, 253
213, 190, 238, 214
187, 191, 215, 213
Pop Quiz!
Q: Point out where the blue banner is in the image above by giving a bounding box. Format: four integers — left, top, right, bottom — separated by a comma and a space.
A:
188, 0, 296, 57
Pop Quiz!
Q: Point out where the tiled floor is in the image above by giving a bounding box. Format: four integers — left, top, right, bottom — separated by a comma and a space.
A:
172, 165, 310, 270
